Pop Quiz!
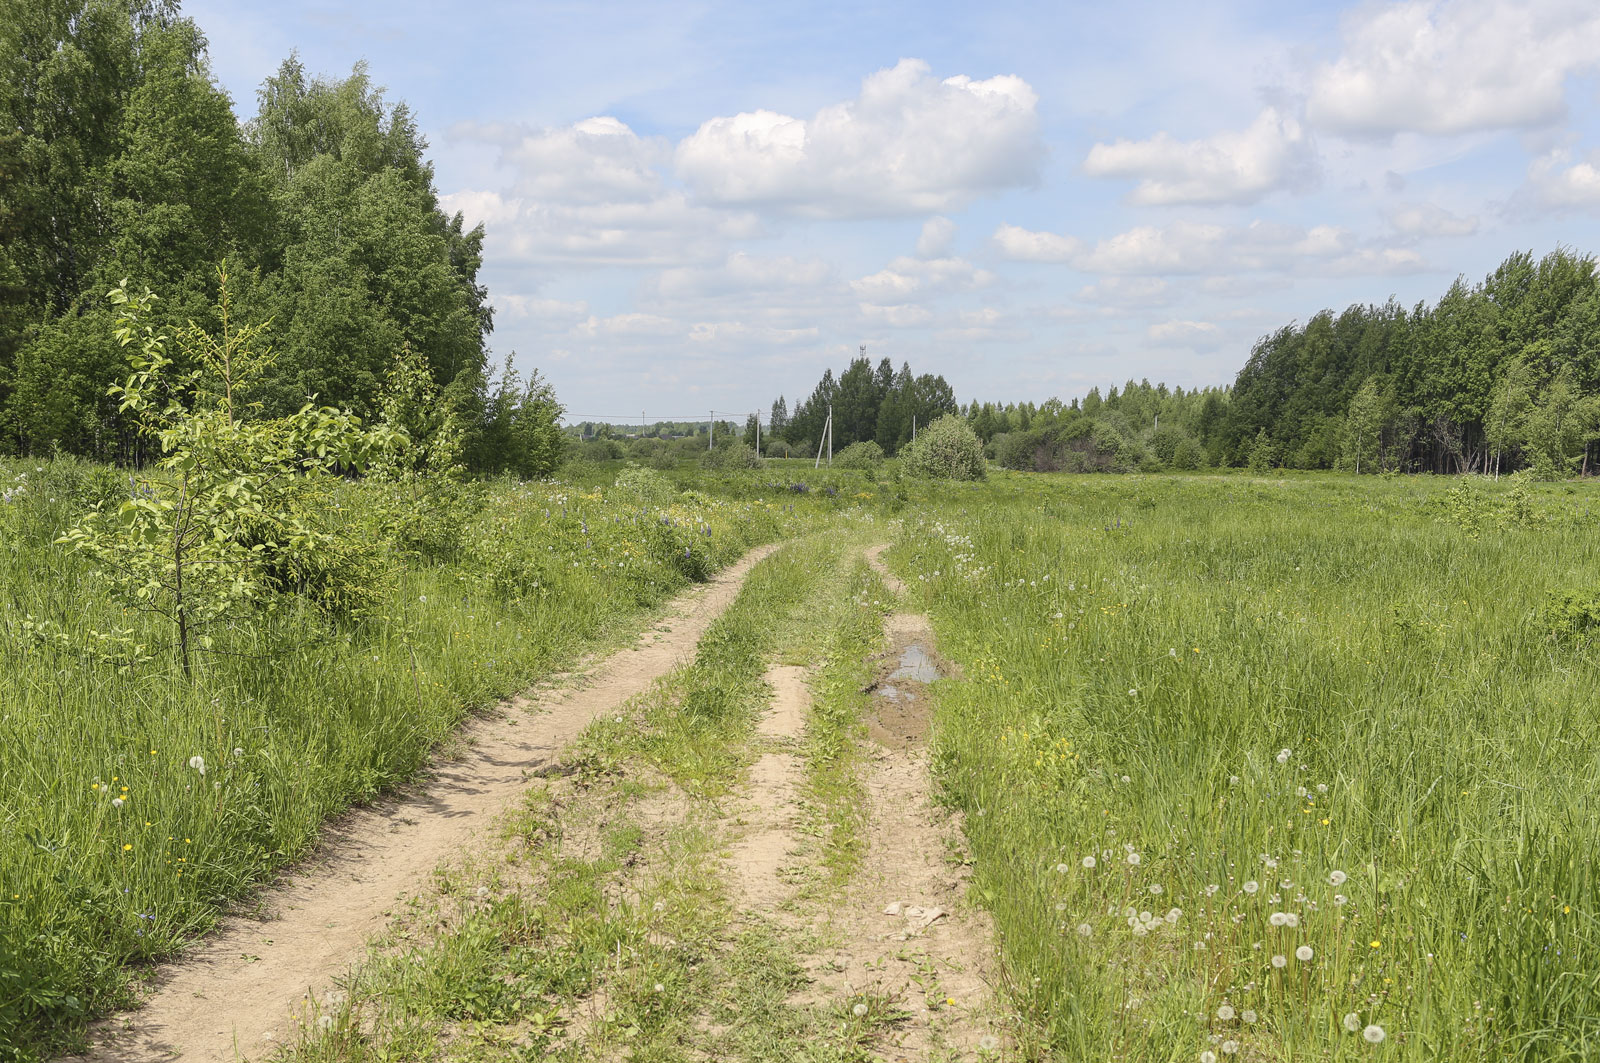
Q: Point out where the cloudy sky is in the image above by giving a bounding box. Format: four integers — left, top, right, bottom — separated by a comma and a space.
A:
188, 0, 1600, 422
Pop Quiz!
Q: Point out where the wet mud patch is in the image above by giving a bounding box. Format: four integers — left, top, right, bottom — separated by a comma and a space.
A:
862, 629, 945, 749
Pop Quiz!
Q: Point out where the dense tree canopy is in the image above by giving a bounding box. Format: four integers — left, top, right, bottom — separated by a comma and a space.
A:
0, 0, 560, 475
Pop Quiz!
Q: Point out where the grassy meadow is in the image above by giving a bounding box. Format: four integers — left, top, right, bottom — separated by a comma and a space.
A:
890, 472, 1600, 1061
0, 457, 867, 1059
5, 454, 1599, 1063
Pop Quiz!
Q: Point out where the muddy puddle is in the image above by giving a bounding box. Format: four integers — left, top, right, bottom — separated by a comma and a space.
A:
868, 639, 943, 748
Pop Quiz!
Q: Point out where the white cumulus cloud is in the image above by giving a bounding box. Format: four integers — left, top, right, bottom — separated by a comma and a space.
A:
1306, 0, 1600, 137
851, 256, 994, 300
1147, 320, 1222, 346
992, 220, 1425, 276
676, 59, 1042, 217
1083, 107, 1317, 205
1388, 202, 1480, 236
1526, 149, 1600, 210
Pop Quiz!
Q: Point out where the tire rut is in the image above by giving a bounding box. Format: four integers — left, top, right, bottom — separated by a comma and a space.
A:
78, 545, 778, 1063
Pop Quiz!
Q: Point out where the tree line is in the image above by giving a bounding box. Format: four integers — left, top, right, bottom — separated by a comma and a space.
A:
0, 0, 563, 476
770, 354, 959, 458
972, 248, 1600, 477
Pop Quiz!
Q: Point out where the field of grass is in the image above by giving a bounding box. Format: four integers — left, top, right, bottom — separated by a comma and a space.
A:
0, 458, 865, 1060
7, 454, 1600, 1062
888, 472, 1600, 1061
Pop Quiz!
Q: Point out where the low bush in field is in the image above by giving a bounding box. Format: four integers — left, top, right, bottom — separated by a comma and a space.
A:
832, 441, 884, 470
898, 415, 985, 480
701, 441, 764, 470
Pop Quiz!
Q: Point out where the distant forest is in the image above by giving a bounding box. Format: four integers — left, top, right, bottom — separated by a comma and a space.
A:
963, 248, 1600, 477
0, 1, 562, 476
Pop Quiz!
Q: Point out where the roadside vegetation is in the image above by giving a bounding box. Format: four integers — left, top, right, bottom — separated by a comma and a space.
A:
0, 452, 860, 1059
889, 472, 1600, 1061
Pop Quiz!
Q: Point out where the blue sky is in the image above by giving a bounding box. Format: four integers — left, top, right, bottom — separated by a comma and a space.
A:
187, 0, 1600, 422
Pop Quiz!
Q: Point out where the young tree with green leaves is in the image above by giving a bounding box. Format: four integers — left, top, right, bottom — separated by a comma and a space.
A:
59, 271, 395, 676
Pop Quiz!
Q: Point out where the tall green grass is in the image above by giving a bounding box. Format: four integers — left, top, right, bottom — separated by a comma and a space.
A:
892, 473, 1600, 1061
0, 458, 833, 1060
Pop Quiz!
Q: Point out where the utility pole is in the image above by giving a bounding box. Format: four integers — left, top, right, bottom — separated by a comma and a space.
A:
709, 411, 714, 451
912, 414, 916, 441
828, 402, 833, 465
754, 414, 760, 458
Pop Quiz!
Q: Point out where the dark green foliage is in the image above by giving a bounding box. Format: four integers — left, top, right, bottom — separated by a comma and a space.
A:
0, 7, 558, 476
1216, 249, 1600, 475
1544, 585, 1600, 642
832, 440, 884, 469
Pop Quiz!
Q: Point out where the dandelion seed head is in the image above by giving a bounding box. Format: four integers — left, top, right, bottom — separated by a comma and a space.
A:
1276, 748, 1291, 764
1166, 908, 1181, 923
852, 1003, 868, 1017
1222, 1039, 1241, 1055
1269, 912, 1288, 927
187, 755, 205, 776
1330, 870, 1348, 886
1334, 894, 1348, 906
1363, 1024, 1386, 1043
1217, 1004, 1235, 1021
1082, 855, 1097, 869
1077, 923, 1093, 937
1056, 863, 1070, 874
1296, 945, 1314, 961
1271, 954, 1287, 968
1127, 852, 1141, 866
1200, 1052, 1217, 1063
1243, 880, 1259, 894
1241, 1010, 1257, 1024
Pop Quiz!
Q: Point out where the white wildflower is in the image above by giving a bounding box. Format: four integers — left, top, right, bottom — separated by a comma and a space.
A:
1276, 748, 1291, 764
1329, 870, 1348, 886
1343, 1013, 1361, 1033
1271, 954, 1287, 968
187, 755, 205, 776
1243, 881, 1259, 894
1363, 1024, 1386, 1044
1296, 945, 1314, 961
1216, 1004, 1235, 1021
1082, 855, 1097, 869
852, 1003, 868, 1017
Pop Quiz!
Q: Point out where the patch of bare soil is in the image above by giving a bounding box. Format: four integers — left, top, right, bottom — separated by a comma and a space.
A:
721, 546, 1007, 1059
77, 546, 776, 1063
725, 665, 809, 911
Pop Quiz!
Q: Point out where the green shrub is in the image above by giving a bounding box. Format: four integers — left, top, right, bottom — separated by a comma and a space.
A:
1544, 585, 1600, 641
701, 442, 763, 470
612, 465, 676, 507
899, 415, 986, 481
833, 441, 884, 470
